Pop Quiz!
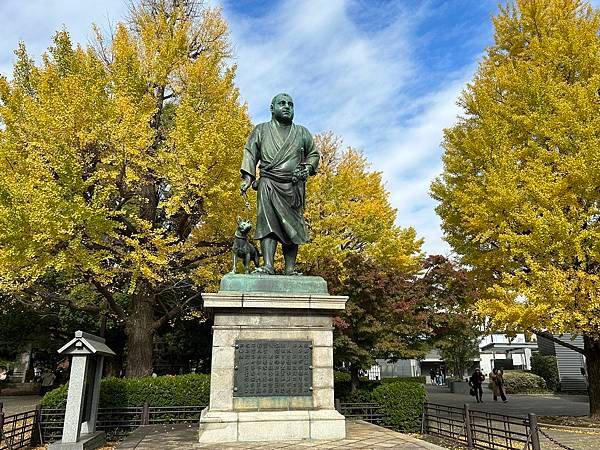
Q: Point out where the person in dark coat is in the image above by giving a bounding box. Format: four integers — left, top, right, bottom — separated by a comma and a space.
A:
469, 368, 485, 403
491, 368, 508, 402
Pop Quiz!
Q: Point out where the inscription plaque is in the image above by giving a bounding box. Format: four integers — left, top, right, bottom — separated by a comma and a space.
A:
234, 340, 312, 397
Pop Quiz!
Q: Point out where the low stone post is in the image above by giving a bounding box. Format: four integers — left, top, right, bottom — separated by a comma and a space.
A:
464, 403, 474, 449
0, 410, 4, 443
528, 413, 541, 450
49, 331, 115, 450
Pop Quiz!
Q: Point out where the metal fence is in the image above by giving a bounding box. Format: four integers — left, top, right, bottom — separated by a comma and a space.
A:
422, 402, 542, 450
0, 406, 40, 450
39, 404, 205, 444
336, 401, 386, 426
2, 400, 577, 450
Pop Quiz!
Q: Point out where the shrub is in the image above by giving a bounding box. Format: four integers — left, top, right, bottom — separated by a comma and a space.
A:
334, 371, 426, 401
41, 374, 210, 408
489, 370, 547, 394
381, 376, 426, 384
334, 370, 352, 400
40, 383, 69, 408
334, 371, 351, 383
343, 387, 375, 402
531, 355, 559, 391
372, 381, 426, 432
333, 372, 380, 401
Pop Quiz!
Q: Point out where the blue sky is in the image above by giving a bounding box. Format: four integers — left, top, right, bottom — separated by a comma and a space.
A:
2, 1, 596, 255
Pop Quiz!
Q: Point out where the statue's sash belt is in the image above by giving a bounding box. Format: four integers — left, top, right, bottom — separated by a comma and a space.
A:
258, 171, 304, 209
259, 171, 293, 184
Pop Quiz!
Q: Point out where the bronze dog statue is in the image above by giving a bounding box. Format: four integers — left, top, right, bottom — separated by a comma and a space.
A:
230, 217, 260, 274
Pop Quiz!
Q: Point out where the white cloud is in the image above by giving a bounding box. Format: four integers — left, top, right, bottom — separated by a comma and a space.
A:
373, 76, 473, 256
0, 0, 126, 77
225, 0, 469, 255
0, 0, 484, 256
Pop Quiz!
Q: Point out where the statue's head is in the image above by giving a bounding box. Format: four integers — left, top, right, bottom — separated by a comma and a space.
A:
270, 93, 294, 125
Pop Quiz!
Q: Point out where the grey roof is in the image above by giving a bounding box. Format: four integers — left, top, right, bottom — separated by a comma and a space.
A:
479, 342, 538, 353
58, 330, 116, 357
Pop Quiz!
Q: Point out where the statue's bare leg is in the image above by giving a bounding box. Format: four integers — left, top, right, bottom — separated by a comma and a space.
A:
253, 235, 277, 274
283, 242, 301, 275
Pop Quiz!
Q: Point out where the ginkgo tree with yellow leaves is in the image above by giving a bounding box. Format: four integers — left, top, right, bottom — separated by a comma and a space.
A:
432, 0, 600, 415
302, 134, 425, 387
0, 0, 251, 376
302, 132, 422, 277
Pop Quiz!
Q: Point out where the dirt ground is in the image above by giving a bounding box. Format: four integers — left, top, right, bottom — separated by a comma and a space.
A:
539, 415, 600, 428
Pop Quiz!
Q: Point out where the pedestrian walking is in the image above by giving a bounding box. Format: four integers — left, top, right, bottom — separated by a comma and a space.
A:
469, 368, 485, 403
40, 368, 56, 396
490, 368, 508, 402
429, 368, 436, 385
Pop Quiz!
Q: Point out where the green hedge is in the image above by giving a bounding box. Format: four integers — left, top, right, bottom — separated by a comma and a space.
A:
333, 373, 427, 430
41, 374, 211, 408
333, 372, 379, 402
372, 381, 426, 432
381, 376, 426, 384
531, 355, 559, 391
334, 371, 426, 402
489, 370, 548, 394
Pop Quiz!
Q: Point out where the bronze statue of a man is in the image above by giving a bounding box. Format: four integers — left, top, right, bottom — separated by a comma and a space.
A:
240, 93, 320, 275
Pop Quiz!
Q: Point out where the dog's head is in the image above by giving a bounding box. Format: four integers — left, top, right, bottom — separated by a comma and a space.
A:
236, 217, 252, 235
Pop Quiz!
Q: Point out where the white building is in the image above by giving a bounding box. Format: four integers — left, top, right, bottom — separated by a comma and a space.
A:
365, 333, 538, 381
478, 333, 537, 373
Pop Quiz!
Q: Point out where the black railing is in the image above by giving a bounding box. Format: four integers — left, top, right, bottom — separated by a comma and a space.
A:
421, 402, 467, 444
336, 401, 386, 426
6, 400, 571, 450
39, 404, 205, 444
422, 402, 542, 450
0, 407, 40, 450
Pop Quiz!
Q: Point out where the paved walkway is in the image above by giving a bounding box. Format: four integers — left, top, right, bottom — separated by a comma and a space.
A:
426, 385, 600, 449
117, 421, 446, 449
0, 395, 41, 415
426, 385, 589, 417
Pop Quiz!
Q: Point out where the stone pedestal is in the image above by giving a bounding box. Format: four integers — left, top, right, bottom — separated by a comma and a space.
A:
199, 274, 348, 444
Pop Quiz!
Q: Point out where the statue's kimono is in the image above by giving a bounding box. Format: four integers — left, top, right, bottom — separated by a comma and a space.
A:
241, 120, 320, 245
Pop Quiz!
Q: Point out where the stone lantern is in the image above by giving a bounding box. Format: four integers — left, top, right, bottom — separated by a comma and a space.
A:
49, 331, 115, 450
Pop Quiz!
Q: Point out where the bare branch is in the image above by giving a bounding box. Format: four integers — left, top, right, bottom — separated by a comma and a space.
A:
83, 274, 127, 320
22, 287, 101, 314
152, 291, 201, 330
178, 245, 229, 269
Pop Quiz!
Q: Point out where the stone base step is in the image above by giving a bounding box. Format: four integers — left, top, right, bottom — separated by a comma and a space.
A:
198, 408, 346, 443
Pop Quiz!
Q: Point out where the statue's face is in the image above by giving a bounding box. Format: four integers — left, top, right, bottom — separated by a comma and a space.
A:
270, 94, 294, 124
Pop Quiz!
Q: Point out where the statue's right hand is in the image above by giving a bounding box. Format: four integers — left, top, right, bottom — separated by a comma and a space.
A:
240, 180, 250, 194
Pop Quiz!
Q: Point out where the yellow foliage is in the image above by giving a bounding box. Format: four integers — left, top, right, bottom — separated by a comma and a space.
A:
432, 0, 600, 338
303, 133, 423, 281
0, 1, 250, 305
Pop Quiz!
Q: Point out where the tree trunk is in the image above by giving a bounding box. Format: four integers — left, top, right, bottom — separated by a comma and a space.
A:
125, 291, 155, 377
584, 334, 600, 418
350, 365, 360, 392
